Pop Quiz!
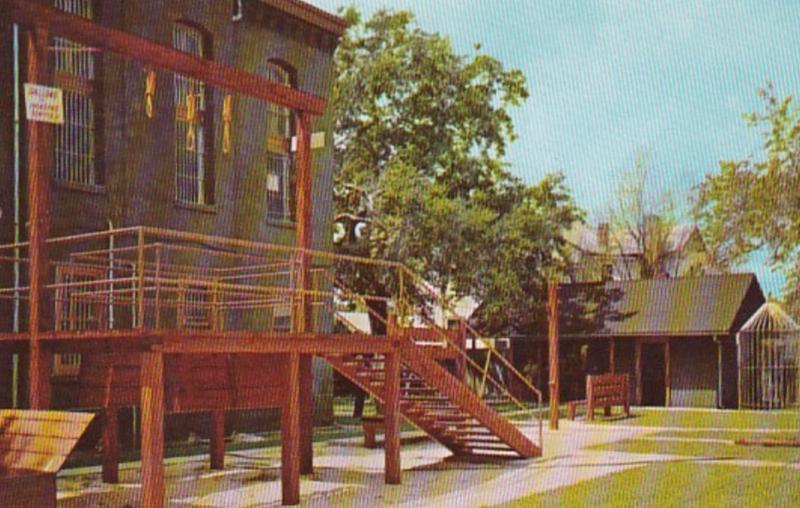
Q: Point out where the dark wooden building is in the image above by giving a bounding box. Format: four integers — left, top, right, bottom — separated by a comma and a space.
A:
517, 274, 765, 408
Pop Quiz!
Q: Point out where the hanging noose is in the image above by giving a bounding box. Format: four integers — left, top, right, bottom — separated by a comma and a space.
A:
222, 94, 233, 155
186, 93, 197, 152
144, 70, 156, 119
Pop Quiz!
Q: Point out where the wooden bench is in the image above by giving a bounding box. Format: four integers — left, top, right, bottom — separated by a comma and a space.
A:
362, 415, 385, 448
568, 373, 630, 421
0, 410, 95, 507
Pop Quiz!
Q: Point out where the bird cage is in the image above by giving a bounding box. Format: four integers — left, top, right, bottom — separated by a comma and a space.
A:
737, 303, 800, 409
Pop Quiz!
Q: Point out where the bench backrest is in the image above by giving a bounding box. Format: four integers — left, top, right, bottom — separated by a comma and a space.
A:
0, 410, 95, 475
586, 373, 629, 403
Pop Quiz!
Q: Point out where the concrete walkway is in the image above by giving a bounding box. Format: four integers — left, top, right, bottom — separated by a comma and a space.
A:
55, 421, 677, 507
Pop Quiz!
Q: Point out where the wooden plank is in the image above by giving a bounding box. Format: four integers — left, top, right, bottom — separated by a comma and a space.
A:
548, 282, 560, 430
26, 26, 52, 410
384, 352, 401, 484
7, 0, 327, 115
281, 352, 301, 505
161, 336, 400, 354
140, 351, 164, 508
0, 434, 77, 456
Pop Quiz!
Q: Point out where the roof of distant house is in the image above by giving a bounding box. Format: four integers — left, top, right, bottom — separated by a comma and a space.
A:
567, 223, 701, 256
557, 273, 764, 338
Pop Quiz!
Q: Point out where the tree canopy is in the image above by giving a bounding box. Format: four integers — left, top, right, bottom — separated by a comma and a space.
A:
694, 84, 800, 313
331, 8, 582, 334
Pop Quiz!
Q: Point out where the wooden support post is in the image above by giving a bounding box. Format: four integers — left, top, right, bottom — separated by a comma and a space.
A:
282, 352, 301, 505
141, 351, 165, 508
281, 353, 300, 505
26, 27, 53, 410
665, 339, 671, 407
102, 406, 119, 484
299, 355, 313, 475
634, 340, 642, 406
548, 282, 560, 430
293, 111, 315, 476
210, 410, 225, 470
609, 339, 616, 374
384, 352, 401, 485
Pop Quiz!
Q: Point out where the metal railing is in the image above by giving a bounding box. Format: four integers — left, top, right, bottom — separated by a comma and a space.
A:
0, 226, 543, 450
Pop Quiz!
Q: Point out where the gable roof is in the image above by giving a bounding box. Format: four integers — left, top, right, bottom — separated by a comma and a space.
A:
558, 273, 764, 338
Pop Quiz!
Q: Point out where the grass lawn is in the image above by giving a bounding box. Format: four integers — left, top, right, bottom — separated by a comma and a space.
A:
590, 407, 800, 430
507, 462, 800, 507
590, 435, 800, 464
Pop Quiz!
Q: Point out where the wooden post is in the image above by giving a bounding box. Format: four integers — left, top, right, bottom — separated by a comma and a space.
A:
282, 352, 301, 505
26, 27, 53, 410
548, 282, 560, 430
210, 410, 225, 470
299, 355, 313, 475
609, 339, 616, 374
102, 406, 119, 484
384, 352, 401, 485
293, 110, 314, 475
634, 340, 642, 405
141, 351, 165, 508
664, 339, 671, 407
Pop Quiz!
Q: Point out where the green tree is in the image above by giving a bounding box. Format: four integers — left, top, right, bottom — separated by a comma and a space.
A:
693, 83, 800, 314
332, 8, 533, 328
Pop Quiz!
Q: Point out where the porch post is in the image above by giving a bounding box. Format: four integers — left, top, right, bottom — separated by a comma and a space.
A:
282, 352, 301, 505
548, 282, 560, 430
384, 351, 401, 484
634, 339, 642, 405
102, 406, 119, 484
141, 351, 165, 508
26, 27, 53, 410
210, 409, 225, 470
293, 110, 314, 475
609, 338, 616, 374
665, 339, 671, 407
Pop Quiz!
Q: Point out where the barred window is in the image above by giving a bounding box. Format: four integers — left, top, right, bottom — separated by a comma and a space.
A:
264, 61, 294, 222
53, 0, 102, 186
173, 22, 213, 205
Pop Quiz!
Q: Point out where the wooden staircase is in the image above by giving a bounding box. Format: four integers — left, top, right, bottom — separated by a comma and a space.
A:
325, 341, 541, 459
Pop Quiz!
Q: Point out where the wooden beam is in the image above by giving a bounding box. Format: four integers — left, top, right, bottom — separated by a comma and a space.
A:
634, 340, 642, 406
384, 352, 401, 484
548, 282, 560, 430
299, 355, 313, 475
26, 26, 52, 410
161, 336, 400, 355
102, 406, 119, 484
210, 410, 225, 470
293, 110, 314, 334
281, 352, 301, 505
7, 0, 327, 115
140, 351, 165, 508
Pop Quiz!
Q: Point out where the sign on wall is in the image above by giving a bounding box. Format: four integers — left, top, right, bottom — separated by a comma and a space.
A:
24, 83, 65, 125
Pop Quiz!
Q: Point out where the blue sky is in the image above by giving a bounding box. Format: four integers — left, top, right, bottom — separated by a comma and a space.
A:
310, 0, 800, 296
